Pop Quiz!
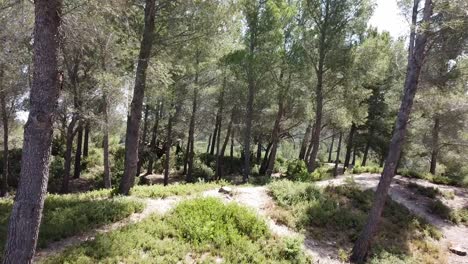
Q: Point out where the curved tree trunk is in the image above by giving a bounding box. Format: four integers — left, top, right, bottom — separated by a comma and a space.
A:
299, 121, 312, 160
266, 99, 284, 176
61, 114, 79, 193
3, 0, 62, 261
351, 1, 433, 261
119, 0, 156, 195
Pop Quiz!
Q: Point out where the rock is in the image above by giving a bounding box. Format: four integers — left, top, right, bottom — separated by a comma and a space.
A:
450, 245, 467, 256
219, 186, 233, 194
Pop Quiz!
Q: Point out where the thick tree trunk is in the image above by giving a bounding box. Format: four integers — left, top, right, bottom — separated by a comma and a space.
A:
299, 122, 312, 160
3, 0, 62, 261
344, 123, 356, 169
73, 122, 83, 179
328, 132, 335, 163
136, 104, 150, 177
351, 1, 433, 261
61, 114, 78, 193
83, 121, 90, 158
334, 132, 343, 177
119, 0, 156, 195
147, 104, 161, 175
430, 116, 439, 175
102, 92, 111, 188
164, 115, 173, 186
0, 67, 8, 197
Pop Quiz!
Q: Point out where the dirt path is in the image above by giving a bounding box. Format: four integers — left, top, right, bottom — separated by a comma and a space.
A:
33, 197, 181, 263
317, 173, 468, 264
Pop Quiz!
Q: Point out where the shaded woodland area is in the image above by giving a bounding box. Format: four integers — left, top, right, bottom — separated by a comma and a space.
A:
0, 0, 467, 263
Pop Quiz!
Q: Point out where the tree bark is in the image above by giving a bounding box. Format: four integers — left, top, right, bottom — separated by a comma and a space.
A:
0, 66, 8, 197
206, 133, 212, 153
266, 99, 284, 176
351, 1, 433, 261
73, 121, 83, 179
3, 0, 62, 261
210, 116, 219, 155
344, 123, 356, 169
136, 104, 150, 177
352, 145, 357, 166
334, 132, 343, 177
256, 141, 262, 164
299, 121, 312, 160
217, 114, 233, 179
328, 132, 335, 163
147, 103, 161, 175
214, 75, 226, 180
259, 142, 272, 175
119, 0, 156, 195
430, 116, 439, 175
362, 139, 370, 166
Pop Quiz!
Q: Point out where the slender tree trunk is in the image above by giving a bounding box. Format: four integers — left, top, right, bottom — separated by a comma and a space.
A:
362, 139, 370, 166
351, 1, 433, 261
119, 0, 156, 195
186, 88, 197, 181
147, 103, 161, 175
256, 141, 262, 164
328, 132, 335, 163
0, 67, 8, 197
305, 124, 315, 163
206, 133, 212, 153
210, 116, 219, 155
352, 145, 357, 166
164, 115, 173, 186
334, 132, 343, 177
73, 122, 83, 179
3, 0, 62, 261
259, 142, 272, 175
299, 121, 312, 160
136, 104, 150, 177
215, 76, 226, 180
83, 121, 89, 158
218, 116, 233, 179
102, 92, 111, 189
344, 123, 356, 169
429, 116, 439, 175
230, 132, 234, 159
61, 114, 78, 193
266, 99, 284, 176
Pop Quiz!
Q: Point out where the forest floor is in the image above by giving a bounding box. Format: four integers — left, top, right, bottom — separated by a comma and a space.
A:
34, 173, 468, 263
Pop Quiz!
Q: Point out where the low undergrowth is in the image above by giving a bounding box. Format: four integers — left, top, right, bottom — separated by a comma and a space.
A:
0, 193, 144, 259
429, 200, 468, 226
351, 165, 383, 174
44, 197, 311, 264
129, 180, 228, 198
267, 180, 445, 263
407, 182, 442, 199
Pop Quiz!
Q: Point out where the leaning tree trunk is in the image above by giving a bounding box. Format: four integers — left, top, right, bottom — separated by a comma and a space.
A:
429, 116, 439, 175
362, 131, 372, 166
266, 99, 284, 176
0, 67, 8, 197
217, 115, 233, 179
343, 123, 356, 169
350, 1, 433, 261
119, 0, 156, 195
136, 104, 150, 177
61, 114, 78, 193
83, 121, 90, 158
214, 76, 226, 180
73, 121, 83, 179
334, 132, 343, 177
3, 0, 62, 261
206, 133, 212, 154
328, 132, 335, 163
210, 116, 219, 155
259, 142, 272, 175
102, 92, 112, 188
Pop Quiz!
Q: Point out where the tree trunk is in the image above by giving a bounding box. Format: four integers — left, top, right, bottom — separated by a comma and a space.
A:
147, 103, 161, 175
328, 132, 335, 163
164, 115, 173, 186
119, 0, 156, 195
351, 1, 433, 261
217, 116, 233, 179
210, 116, 219, 155
186, 88, 197, 181
259, 142, 272, 175
73, 122, 83, 179
305, 123, 316, 163
429, 116, 439, 175
83, 121, 90, 158
362, 139, 370, 166
206, 133, 212, 153
3, 0, 62, 261
344, 123, 356, 169
230, 132, 234, 159
61, 114, 78, 193
266, 99, 284, 176
215, 76, 226, 180
334, 132, 343, 177
0, 67, 8, 197
102, 92, 111, 189
352, 145, 357, 166
256, 141, 262, 164
136, 104, 150, 177
299, 121, 312, 160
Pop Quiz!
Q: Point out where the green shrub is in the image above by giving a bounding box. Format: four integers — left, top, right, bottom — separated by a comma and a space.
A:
285, 159, 310, 182
351, 165, 383, 174
407, 182, 441, 198
310, 166, 332, 181
130, 181, 225, 198
428, 200, 452, 220
432, 175, 455, 185
192, 161, 214, 181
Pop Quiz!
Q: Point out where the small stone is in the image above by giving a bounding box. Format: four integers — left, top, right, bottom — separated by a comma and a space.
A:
219, 186, 232, 194
450, 245, 467, 256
